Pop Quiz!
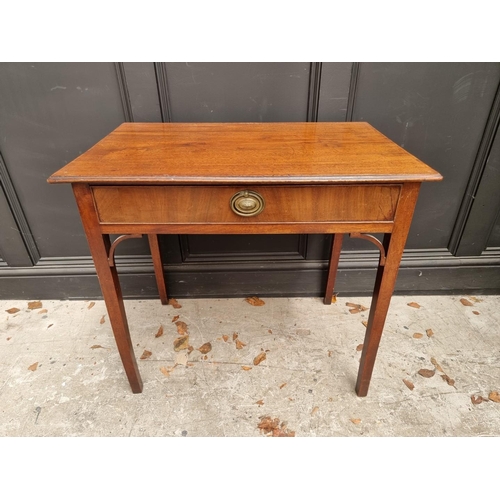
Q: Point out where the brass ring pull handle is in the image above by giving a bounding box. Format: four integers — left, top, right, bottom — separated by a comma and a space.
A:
230, 190, 265, 217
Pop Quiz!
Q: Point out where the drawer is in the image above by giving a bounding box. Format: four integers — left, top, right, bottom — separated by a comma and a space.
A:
92, 185, 400, 224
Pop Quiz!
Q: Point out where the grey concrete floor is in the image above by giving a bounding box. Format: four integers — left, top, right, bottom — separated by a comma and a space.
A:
1, 294, 499, 437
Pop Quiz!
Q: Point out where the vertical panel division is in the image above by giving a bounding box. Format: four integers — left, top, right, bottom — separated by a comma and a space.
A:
114, 62, 134, 122
346, 62, 360, 122
154, 62, 172, 123
306, 62, 323, 122
0, 152, 40, 265
448, 80, 500, 255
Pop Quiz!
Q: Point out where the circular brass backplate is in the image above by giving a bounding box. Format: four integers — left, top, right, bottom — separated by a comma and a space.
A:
230, 190, 265, 217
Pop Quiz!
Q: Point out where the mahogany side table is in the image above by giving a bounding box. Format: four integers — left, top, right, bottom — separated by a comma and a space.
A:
48, 122, 442, 396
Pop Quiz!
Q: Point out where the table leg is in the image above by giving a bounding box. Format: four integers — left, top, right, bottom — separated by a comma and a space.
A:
324, 234, 344, 305
73, 184, 143, 393
148, 234, 168, 305
355, 183, 420, 396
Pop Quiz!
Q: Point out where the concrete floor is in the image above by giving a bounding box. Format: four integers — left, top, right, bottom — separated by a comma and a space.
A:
1, 294, 499, 437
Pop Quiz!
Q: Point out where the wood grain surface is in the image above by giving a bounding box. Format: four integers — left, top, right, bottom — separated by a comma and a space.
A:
48, 122, 442, 185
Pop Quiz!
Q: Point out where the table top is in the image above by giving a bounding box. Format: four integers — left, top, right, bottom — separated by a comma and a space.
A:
48, 122, 442, 185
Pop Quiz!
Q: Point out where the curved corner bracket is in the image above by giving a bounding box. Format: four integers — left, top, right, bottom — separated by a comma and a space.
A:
108, 234, 142, 267
350, 233, 386, 266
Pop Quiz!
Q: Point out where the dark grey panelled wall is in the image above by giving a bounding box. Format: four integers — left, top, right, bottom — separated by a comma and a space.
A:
0, 62, 499, 299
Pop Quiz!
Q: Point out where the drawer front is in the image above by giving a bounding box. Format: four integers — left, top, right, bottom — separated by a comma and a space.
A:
92, 185, 400, 224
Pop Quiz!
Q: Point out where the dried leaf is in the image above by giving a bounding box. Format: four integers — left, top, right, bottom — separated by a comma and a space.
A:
441, 374, 455, 386
160, 366, 173, 377
47, 324, 53, 329
279, 383, 287, 389
140, 349, 152, 360
90, 345, 104, 349
28, 301, 42, 310
232, 333, 238, 341
331, 294, 337, 304
418, 368, 435, 378
6, 308, 20, 314
235, 339, 246, 350
173, 336, 190, 352
430, 357, 445, 373
471, 395, 484, 405
175, 321, 188, 335
469, 296, 483, 303
460, 298, 473, 307
346, 302, 368, 314
100, 315, 106, 324
28, 362, 38, 371
198, 342, 212, 354
174, 352, 188, 366
168, 298, 182, 309
155, 325, 164, 338
472, 310, 480, 315
350, 418, 361, 425
311, 406, 319, 415
356, 344, 364, 352
171, 315, 180, 322
258, 416, 279, 433
258, 416, 295, 437
426, 328, 434, 338
255, 400, 264, 406
253, 352, 267, 365
403, 379, 415, 391
38, 309, 48, 314
222, 335, 229, 342
413, 333, 423, 339
245, 296, 265, 306
362, 320, 368, 327
489, 391, 500, 403
87, 302, 95, 310
187, 345, 194, 354
241, 366, 252, 371
407, 302, 421, 309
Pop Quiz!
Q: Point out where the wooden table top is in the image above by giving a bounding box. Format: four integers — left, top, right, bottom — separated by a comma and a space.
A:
48, 122, 442, 185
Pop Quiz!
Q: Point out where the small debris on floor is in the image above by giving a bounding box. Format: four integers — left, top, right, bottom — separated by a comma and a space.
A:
168, 298, 182, 309
245, 296, 265, 306
258, 416, 295, 437
198, 342, 212, 354
346, 302, 368, 314
403, 379, 415, 391
174, 336, 190, 351
253, 352, 266, 365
